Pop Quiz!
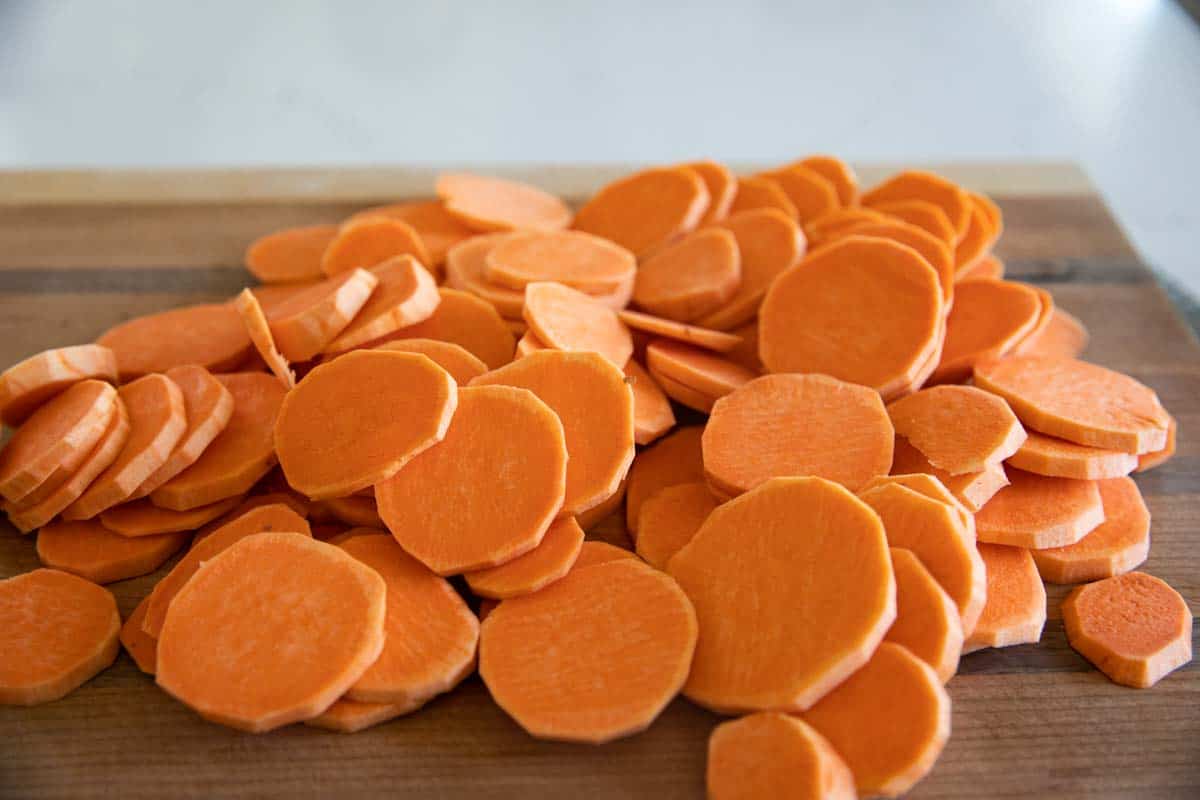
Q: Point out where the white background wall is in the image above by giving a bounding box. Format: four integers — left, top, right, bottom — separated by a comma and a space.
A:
2, 0, 1199, 292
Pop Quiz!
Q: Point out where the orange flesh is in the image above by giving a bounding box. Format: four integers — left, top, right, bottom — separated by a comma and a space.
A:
315, 495, 383, 528
98, 495, 241, 537
572, 166, 710, 258
645, 339, 756, 398
707, 711, 855, 800
0, 344, 118, 427
245, 224, 339, 284
522, 282, 634, 368
729, 175, 797, 220
623, 359, 675, 446
480, 558, 697, 743
953, 201, 995, 272
956, 253, 1006, 282
1032, 477, 1150, 584
703, 373, 894, 496
620, 310, 742, 353
697, 209, 805, 331
804, 208, 891, 246
485, 230, 635, 295
1008, 430, 1138, 479
36, 518, 188, 584
757, 163, 840, 222
381, 288, 516, 369
838, 220, 955, 305
886, 547, 964, 682
275, 350, 457, 500
632, 228, 741, 321
320, 216, 430, 277
345, 200, 475, 265
873, 200, 957, 244
305, 695, 425, 733
891, 435, 1010, 512
120, 595, 157, 675
96, 303, 251, 380
862, 169, 972, 241
377, 385, 568, 575
964, 543, 1046, 653
155, 533, 386, 732
975, 468, 1104, 549
929, 279, 1043, 384
265, 268, 379, 361
0, 568, 121, 705
324, 257, 441, 353
465, 516, 585, 599
681, 160, 737, 224
436, 173, 572, 233
572, 540, 638, 570
626, 426, 705, 535
634, 481, 718, 570
1020, 307, 1089, 359
1137, 414, 1177, 472
797, 155, 859, 206
234, 289, 295, 389
650, 367, 717, 414
443, 232, 528, 319
887, 384, 1026, 474
150, 373, 286, 511
471, 350, 635, 516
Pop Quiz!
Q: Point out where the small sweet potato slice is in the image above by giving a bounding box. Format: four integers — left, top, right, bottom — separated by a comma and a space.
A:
964, 543, 1046, 653
120, 595, 157, 675
623, 359, 675, 446
96, 303, 251, 380
929, 279, 1042, 384
485, 230, 635, 295
645, 339, 756, 399
887, 384, 1026, 474
862, 170, 972, 241
729, 175, 797, 220
264, 268, 379, 361
620, 310, 742, 353
235, 289, 295, 389
0, 344, 117, 426
1019, 307, 1089, 359
323, 257, 441, 354
345, 200, 475, 265
1007, 430, 1138, 480
796, 155, 859, 206
436, 173, 572, 233
756, 163, 839, 222
99, 495, 241, 537
626, 425, 705, 536
633, 228, 741, 321
974, 468, 1104, 549
383, 288, 516, 369
635, 482, 718, 570
245, 224, 338, 284
886, 547, 964, 683
321, 216, 430, 276
572, 166, 709, 258
681, 160, 737, 224
36, 519, 188, 584
465, 516, 585, 599
522, 282, 634, 368
1032, 477, 1150, 584
707, 711, 854, 800
891, 435, 1009, 512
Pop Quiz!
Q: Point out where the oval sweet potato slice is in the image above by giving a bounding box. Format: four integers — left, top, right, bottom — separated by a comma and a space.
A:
245, 224, 337, 284
96, 303, 251, 380
887, 384, 1026, 475
0, 344, 117, 427
635, 481, 718, 571
964, 543, 1046, 653
264, 268, 379, 361
1032, 476, 1150, 584
633, 228, 741, 321
886, 547, 963, 683
383, 288, 516, 369
572, 166, 709, 258
465, 516, 585, 599
320, 216, 430, 277
36, 519, 188, 584
707, 711, 854, 800
436, 173, 571, 233
323, 257, 441, 354
862, 169, 971, 241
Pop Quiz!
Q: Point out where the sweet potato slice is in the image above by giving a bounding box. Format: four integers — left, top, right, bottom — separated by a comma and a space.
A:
757, 164, 839, 222
729, 175, 797, 220
321, 216, 430, 277
1008, 430, 1138, 479
891, 435, 1009, 512
759, 236, 943, 390
873, 200, 956, 244
305, 696, 424, 734
345, 200, 475, 265
956, 253, 1006, 282
964, 543, 1046, 653
619, 310, 742, 353
696, 209, 805, 331
929, 279, 1043, 384
681, 160, 737, 224
886, 548, 964, 683
626, 425, 704, 535
480, 557, 696, 743
515, 330, 549, 358
323, 257, 441, 353
1137, 414, 1177, 472
887, 385, 1026, 474
383, 288, 516, 369
437, 173, 571, 233
465, 516, 585, 599
1031, 477, 1150, 584
485, 230, 635, 295
0, 568, 120, 705
378, 385, 567, 574
150, 373, 285, 511
669, 477, 893, 713
4, 397, 130, 533
975, 468, 1103, 549
443, 232, 528, 317
802, 642, 950, 798
974, 355, 1169, 454
245, 224, 338, 284
335, 533, 478, 704
862, 471, 972, 520
797, 155, 859, 206
1020, 306, 1088, 359
263, 268, 379, 361
143, 503, 313, 638
120, 595, 157, 675
650, 368, 717, 413
703, 374, 894, 497
863, 170, 971, 241
707, 711, 855, 800
96, 303, 251, 380
646, 339, 756, 399
573, 473, 627, 532
64, 375, 186, 520
372, 341, 485, 387
953, 199, 996, 272
858, 482, 986, 636
573, 540, 637, 569
1062, 571, 1192, 688
632, 228, 740, 321
276, 350, 455, 500
635, 482, 718, 570
235, 290, 295, 388
623, 358, 675, 446
572, 166, 709, 258
156, 533, 384, 732
472, 350, 635, 516
523, 282, 634, 368
0, 344, 118, 427
0, 379, 117, 504
803, 208, 890, 246
37, 519, 188, 584
836, 220, 954, 306
1012, 286, 1056, 355
99, 496, 241, 538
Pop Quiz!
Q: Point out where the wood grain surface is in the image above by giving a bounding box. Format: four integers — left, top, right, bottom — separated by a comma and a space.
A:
0, 165, 1196, 799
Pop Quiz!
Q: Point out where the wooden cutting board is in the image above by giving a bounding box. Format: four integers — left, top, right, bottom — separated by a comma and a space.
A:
0, 164, 1196, 799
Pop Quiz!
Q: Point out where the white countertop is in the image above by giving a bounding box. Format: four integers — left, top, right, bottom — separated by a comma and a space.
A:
2, 0, 1198, 293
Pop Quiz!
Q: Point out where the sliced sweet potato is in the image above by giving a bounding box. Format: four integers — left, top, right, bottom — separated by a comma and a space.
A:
650, 368, 717, 413
472, 351, 635, 516
377, 385, 567, 574
383, 288, 516, 369
729, 175, 797, 220
443, 232, 528, 318
323, 257, 441, 353
837, 220, 955, 305
756, 163, 839, 222
626, 425, 705, 535
796, 155, 859, 206
681, 160, 737, 224
891, 435, 1009, 512
0, 344, 117, 427
337, 533, 478, 704
515, 330, 549, 358
264, 268, 379, 361
703, 374, 894, 497
974, 468, 1103, 549
668, 477, 894, 713
572, 166, 709, 258
696, 209, 805, 331
436, 173, 571, 233
646, 339, 756, 399
803, 207, 890, 247
926, 279, 1041, 384
862, 170, 971, 241
275, 350, 456, 500
1008, 430, 1138, 479
624, 359, 675, 446
485, 230, 635, 295
465, 516, 585, 599
245, 224, 338, 284
573, 474, 626, 532
1011, 286, 1056, 355
573, 540, 638, 569
0, 568, 120, 705
345, 200, 475, 265
372, 339, 487, 385
873, 200, 956, 244
802, 642, 950, 798
305, 696, 425, 733
63, 375, 186, 520
316, 495, 384, 528
1032, 477, 1150, 584
522, 282, 633, 368
235, 289, 295, 389
99, 495, 241, 537
96, 303, 251, 380
480, 558, 696, 743
887, 385, 1026, 474
759, 236, 943, 391
36, 519, 188, 584
1137, 414, 1177, 472
120, 595, 157, 675
156, 533, 385, 732
149, 373, 286, 511
886, 547, 964, 683
619, 310, 742, 353
321, 216, 429, 277
964, 543, 1046, 653
1019, 306, 1089, 359
707, 712, 854, 800
1062, 572, 1192, 688
953, 199, 995, 273
635, 482, 718, 570
973, 355, 1170, 454
632, 228, 741, 321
